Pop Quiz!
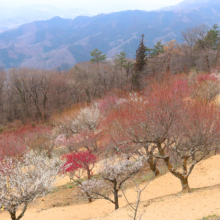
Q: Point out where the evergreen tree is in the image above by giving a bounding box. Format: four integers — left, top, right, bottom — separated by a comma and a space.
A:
132, 34, 148, 91
206, 24, 220, 50
195, 24, 220, 73
114, 51, 127, 71
134, 34, 148, 72
149, 40, 165, 57
90, 49, 107, 63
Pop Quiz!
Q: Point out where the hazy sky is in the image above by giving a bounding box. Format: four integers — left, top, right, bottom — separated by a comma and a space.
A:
2, 0, 184, 12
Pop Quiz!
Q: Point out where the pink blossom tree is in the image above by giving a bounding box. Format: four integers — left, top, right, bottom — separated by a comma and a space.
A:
103, 76, 220, 191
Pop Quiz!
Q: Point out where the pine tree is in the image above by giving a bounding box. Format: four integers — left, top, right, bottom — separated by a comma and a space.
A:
90, 49, 107, 63
114, 51, 127, 71
149, 40, 165, 57
206, 24, 220, 50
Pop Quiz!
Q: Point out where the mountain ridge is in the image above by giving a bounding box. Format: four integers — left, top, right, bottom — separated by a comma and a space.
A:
0, 0, 220, 69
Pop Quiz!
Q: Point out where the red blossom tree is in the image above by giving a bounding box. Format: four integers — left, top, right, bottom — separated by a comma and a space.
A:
62, 151, 97, 202
97, 95, 120, 115
0, 132, 26, 160
0, 124, 52, 160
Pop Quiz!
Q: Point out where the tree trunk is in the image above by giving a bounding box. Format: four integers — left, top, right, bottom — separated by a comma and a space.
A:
205, 54, 211, 74
164, 155, 190, 192
146, 149, 160, 176
86, 168, 92, 203
147, 155, 159, 176
114, 190, 119, 210
157, 143, 191, 192
85, 90, 91, 104
131, 72, 140, 91
9, 210, 16, 220
180, 177, 190, 192
86, 191, 92, 203
113, 181, 119, 210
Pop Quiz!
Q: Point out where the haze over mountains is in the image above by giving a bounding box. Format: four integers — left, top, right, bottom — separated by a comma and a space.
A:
0, 5, 96, 32
0, 0, 220, 69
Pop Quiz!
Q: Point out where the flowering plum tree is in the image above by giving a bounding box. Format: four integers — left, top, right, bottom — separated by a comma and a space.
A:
0, 132, 26, 160
144, 77, 220, 191
192, 74, 220, 103
58, 105, 101, 135
0, 124, 53, 160
56, 105, 102, 154
62, 151, 96, 180
80, 155, 143, 210
0, 150, 63, 220
62, 150, 96, 202
161, 101, 220, 191
103, 76, 220, 192
102, 92, 160, 174
97, 95, 120, 115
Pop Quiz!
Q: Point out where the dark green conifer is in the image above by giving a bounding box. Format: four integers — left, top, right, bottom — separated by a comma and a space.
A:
132, 34, 148, 91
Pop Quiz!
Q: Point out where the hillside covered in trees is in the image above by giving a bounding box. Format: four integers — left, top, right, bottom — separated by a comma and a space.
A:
1, 1, 220, 219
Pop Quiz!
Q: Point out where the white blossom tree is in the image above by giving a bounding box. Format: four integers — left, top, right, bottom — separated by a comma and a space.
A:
71, 106, 101, 133
57, 105, 101, 136
56, 105, 102, 153
0, 150, 63, 220
80, 155, 143, 210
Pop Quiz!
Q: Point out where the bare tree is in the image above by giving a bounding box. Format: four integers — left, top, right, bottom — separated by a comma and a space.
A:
121, 175, 154, 220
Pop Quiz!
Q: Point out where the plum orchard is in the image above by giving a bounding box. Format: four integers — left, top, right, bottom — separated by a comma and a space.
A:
103, 75, 220, 191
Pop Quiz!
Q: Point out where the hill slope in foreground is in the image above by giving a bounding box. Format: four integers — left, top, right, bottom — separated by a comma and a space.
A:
1, 154, 220, 220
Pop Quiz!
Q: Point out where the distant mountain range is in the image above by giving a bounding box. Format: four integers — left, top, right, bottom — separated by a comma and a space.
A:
0, 5, 96, 32
0, 0, 220, 69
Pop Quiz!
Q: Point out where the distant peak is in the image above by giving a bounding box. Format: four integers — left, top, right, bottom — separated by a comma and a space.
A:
49, 16, 62, 20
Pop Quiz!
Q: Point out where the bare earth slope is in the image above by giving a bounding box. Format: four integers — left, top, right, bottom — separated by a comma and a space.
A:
1, 155, 220, 220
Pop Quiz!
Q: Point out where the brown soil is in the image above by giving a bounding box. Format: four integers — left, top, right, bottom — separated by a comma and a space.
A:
1, 155, 220, 220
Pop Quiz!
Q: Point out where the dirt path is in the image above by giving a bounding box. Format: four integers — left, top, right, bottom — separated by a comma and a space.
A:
1, 154, 220, 220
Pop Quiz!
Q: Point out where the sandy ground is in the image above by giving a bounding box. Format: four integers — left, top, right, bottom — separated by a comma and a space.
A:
1, 155, 220, 220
